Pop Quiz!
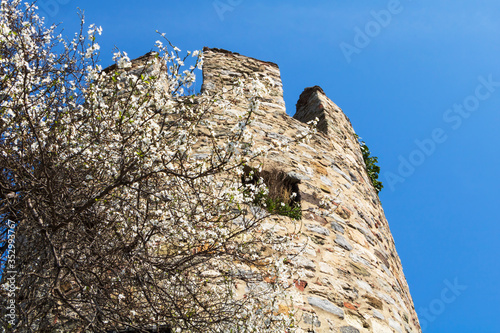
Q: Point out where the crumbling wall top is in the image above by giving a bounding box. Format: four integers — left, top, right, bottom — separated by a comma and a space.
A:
201, 47, 285, 110
202, 47, 280, 68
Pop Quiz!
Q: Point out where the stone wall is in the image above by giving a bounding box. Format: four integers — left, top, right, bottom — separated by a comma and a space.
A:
199, 47, 422, 333
104, 51, 169, 95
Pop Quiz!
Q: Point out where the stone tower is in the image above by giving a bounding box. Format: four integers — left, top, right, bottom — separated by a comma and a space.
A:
200, 47, 422, 333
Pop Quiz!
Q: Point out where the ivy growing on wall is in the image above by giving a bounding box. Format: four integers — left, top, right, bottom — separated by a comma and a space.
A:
355, 134, 383, 194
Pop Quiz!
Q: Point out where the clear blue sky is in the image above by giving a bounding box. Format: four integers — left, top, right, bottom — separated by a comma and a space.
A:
41, 1, 500, 332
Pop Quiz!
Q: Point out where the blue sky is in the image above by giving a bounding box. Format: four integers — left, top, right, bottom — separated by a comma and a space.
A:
40, 1, 500, 332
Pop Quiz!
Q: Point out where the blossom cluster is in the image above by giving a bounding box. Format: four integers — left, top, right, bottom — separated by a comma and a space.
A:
0, 1, 323, 332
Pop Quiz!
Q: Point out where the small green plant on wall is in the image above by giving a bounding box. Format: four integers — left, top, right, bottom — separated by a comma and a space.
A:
355, 134, 383, 194
242, 167, 302, 220
261, 192, 302, 220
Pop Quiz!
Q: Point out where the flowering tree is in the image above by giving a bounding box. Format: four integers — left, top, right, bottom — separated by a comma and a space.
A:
0, 1, 315, 332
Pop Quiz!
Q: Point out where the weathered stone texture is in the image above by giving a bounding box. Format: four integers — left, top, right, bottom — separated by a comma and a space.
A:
166, 48, 422, 332
201, 47, 285, 110
104, 52, 169, 94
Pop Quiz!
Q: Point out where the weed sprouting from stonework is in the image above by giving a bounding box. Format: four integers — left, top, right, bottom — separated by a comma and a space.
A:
355, 134, 384, 194
242, 167, 302, 220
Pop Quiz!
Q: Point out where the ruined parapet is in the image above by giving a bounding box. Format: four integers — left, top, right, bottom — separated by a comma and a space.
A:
295, 85, 354, 139
201, 47, 286, 113
103, 52, 169, 95
294, 85, 376, 199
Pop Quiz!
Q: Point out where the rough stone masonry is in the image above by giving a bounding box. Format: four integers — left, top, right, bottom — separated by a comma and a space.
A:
200, 47, 422, 333
130, 47, 422, 333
